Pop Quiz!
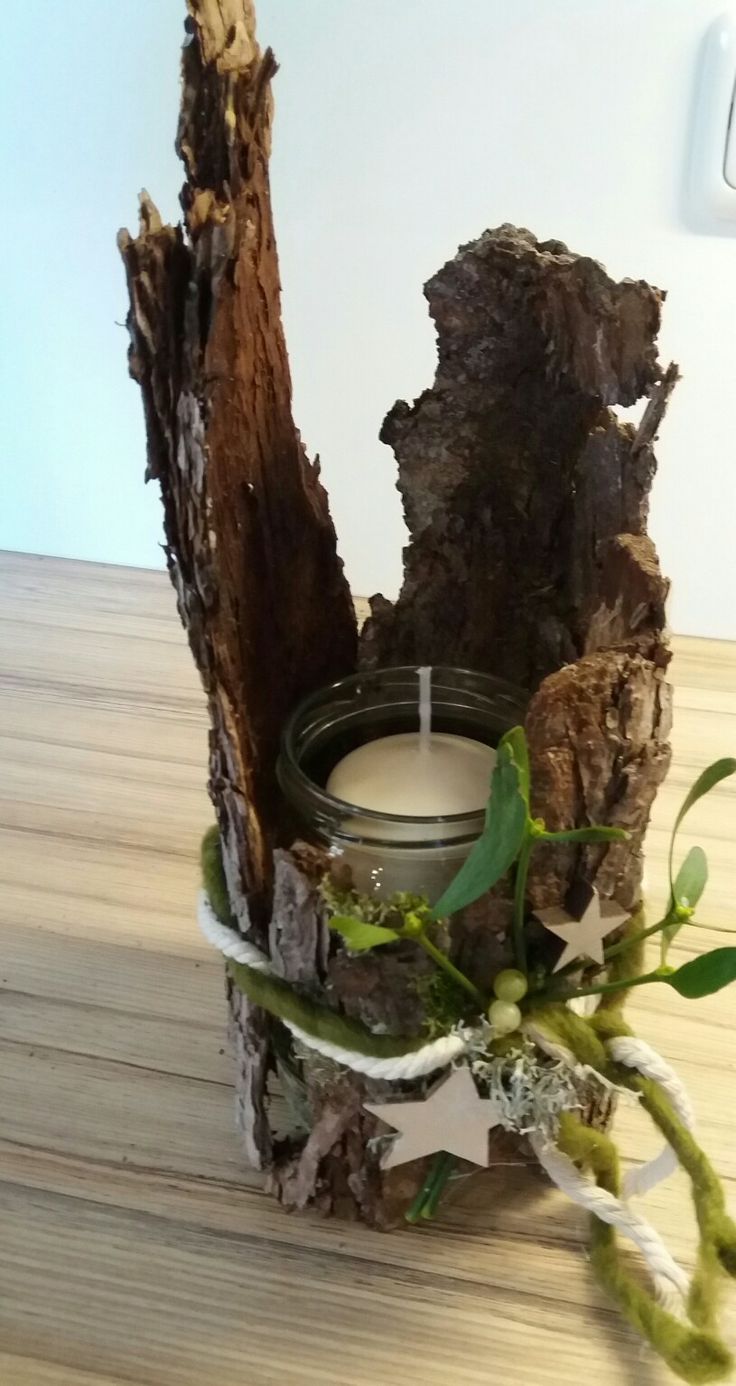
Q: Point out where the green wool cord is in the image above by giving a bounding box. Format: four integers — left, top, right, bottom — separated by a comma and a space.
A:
539, 1004, 736, 1378
557, 1113, 732, 1384
617, 1070, 736, 1332
201, 827, 431, 1061
528, 1002, 610, 1069
586, 1005, 736, 1332
226, 957, 431, 1059
201, 825, 236, 926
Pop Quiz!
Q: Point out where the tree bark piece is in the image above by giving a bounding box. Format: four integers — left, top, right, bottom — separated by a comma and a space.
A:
119, 0, 356, 1171
360, 226, 673, 689
119, 5, 357, 939
526, 650, 673, 914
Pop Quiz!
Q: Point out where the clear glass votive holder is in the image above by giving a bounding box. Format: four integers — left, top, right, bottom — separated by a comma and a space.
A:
277, 665, 528, 903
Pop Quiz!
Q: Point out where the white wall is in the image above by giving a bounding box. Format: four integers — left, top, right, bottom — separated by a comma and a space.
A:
1, 1, 183, 570
3, 1, 735, 637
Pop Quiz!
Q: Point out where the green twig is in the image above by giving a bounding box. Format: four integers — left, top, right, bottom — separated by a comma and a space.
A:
602, 913, 674, 962
421, 1151, 456, 1219
416, 932, 485, 1006
405, 1151, 451, 1224
512, 836, 533, 973
539, 968, 667, 1005
540, 909, 654, 986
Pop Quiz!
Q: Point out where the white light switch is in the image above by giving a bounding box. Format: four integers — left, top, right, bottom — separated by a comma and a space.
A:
690, 11, 736, 224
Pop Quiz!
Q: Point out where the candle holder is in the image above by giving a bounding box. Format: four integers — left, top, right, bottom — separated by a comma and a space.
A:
277, 666, 528, 899
125, 22, 736, 1369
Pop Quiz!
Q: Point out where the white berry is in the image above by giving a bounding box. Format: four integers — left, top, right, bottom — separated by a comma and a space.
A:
488, 999, 522, 1035
493, 968, 528, 1003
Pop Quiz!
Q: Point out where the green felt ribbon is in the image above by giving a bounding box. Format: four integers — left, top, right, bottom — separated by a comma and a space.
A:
541, 1003, 736, 1383
557, 1113, 732, 1385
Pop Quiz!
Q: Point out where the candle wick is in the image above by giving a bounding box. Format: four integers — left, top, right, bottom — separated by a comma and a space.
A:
418, 665, 432, 752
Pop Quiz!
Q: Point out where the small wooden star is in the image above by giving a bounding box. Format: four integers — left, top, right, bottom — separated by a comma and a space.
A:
535, 886, 628, 972
364, 1064, 503, 1170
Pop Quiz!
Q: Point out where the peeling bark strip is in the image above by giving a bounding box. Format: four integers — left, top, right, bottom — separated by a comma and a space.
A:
121, 3, 674, 1223
360, 227, 675, 689
118, 1, 357, 937
526, 650, 672, 914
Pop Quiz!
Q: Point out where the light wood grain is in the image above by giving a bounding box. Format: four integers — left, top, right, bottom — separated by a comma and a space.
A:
1, 550, 736, 1385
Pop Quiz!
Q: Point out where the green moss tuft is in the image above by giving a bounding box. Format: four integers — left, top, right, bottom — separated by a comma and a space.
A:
414, 967, 471, 1039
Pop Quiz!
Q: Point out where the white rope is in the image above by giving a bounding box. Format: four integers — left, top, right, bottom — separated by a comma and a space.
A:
529, 1131, 690, 1305
197, 891, 467, 1078
197, 890, 273, 972
608, 1035, 697, 1200
287, 1023, 468, 1079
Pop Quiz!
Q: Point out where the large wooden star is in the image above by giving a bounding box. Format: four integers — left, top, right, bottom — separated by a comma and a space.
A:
364, 1064, 503, 1170
536, 887, 628, 972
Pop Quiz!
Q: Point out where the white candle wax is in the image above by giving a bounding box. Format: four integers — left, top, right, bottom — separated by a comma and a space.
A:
327, 732, 495, 823
326, 732, 496, 897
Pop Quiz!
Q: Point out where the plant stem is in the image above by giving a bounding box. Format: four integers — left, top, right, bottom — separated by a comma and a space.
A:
603, 914, 672, 961
540, 827, 629, 844
405, 1150, 453, 1223
547, 910, 656, 983
417, 932, 485, 1006
538, 968, 665, 1004
512, 836, 533, 974
421, 1151, 456, 1218
405, 1155, 441, 1223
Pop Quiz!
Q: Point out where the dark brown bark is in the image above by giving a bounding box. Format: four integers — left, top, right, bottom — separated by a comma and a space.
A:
361, 225, 675, 960
119, 3, 357, 939
121, 6, 673, 1222
359, 227, 674, 689
119, 0, 356, 1171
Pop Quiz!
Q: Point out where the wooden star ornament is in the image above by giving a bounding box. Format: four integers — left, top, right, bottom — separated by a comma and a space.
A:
535, 886, 628, 972
364, 1064, 503, 1170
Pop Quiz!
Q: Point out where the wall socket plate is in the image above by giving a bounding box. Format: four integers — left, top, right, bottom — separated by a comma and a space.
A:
689, 11, 736, 225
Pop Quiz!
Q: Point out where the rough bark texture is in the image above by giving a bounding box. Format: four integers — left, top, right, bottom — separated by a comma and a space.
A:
119, 3, 357, 937
121, 4, 674, 1225
361, 225, 674, 935
359, 228, 675, 689
119, 0, 356, 1169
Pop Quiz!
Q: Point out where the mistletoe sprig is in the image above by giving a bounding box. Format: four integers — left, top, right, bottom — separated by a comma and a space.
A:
327, 728, 736, 1026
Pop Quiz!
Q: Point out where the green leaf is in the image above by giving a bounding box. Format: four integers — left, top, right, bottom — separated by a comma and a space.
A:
499, 725, 530, 808
328, 915, 400, 952
673, 845, 709, 910
672, 759, 736, 839
661, 756, 734, 961
544, 826, 630, 845
431, 740, 527, 918
661, 845, 709, 961
664, 947, 736, 999
668, 759, 736, 900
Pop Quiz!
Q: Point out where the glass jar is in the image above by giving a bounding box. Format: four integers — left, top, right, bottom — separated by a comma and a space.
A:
277, 665, 528, 903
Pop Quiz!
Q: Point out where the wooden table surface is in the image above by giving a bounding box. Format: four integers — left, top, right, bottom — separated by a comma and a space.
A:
1, 549, 736, 1386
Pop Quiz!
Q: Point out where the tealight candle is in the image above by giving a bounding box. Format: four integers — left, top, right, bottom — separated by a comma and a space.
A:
325, 729, 496, 895
327, 732, 496, 826
278, 664, 526, 902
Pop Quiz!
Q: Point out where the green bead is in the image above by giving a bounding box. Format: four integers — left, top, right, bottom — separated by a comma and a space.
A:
488, 999, 522, 1036
493, 968, 528, 1003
